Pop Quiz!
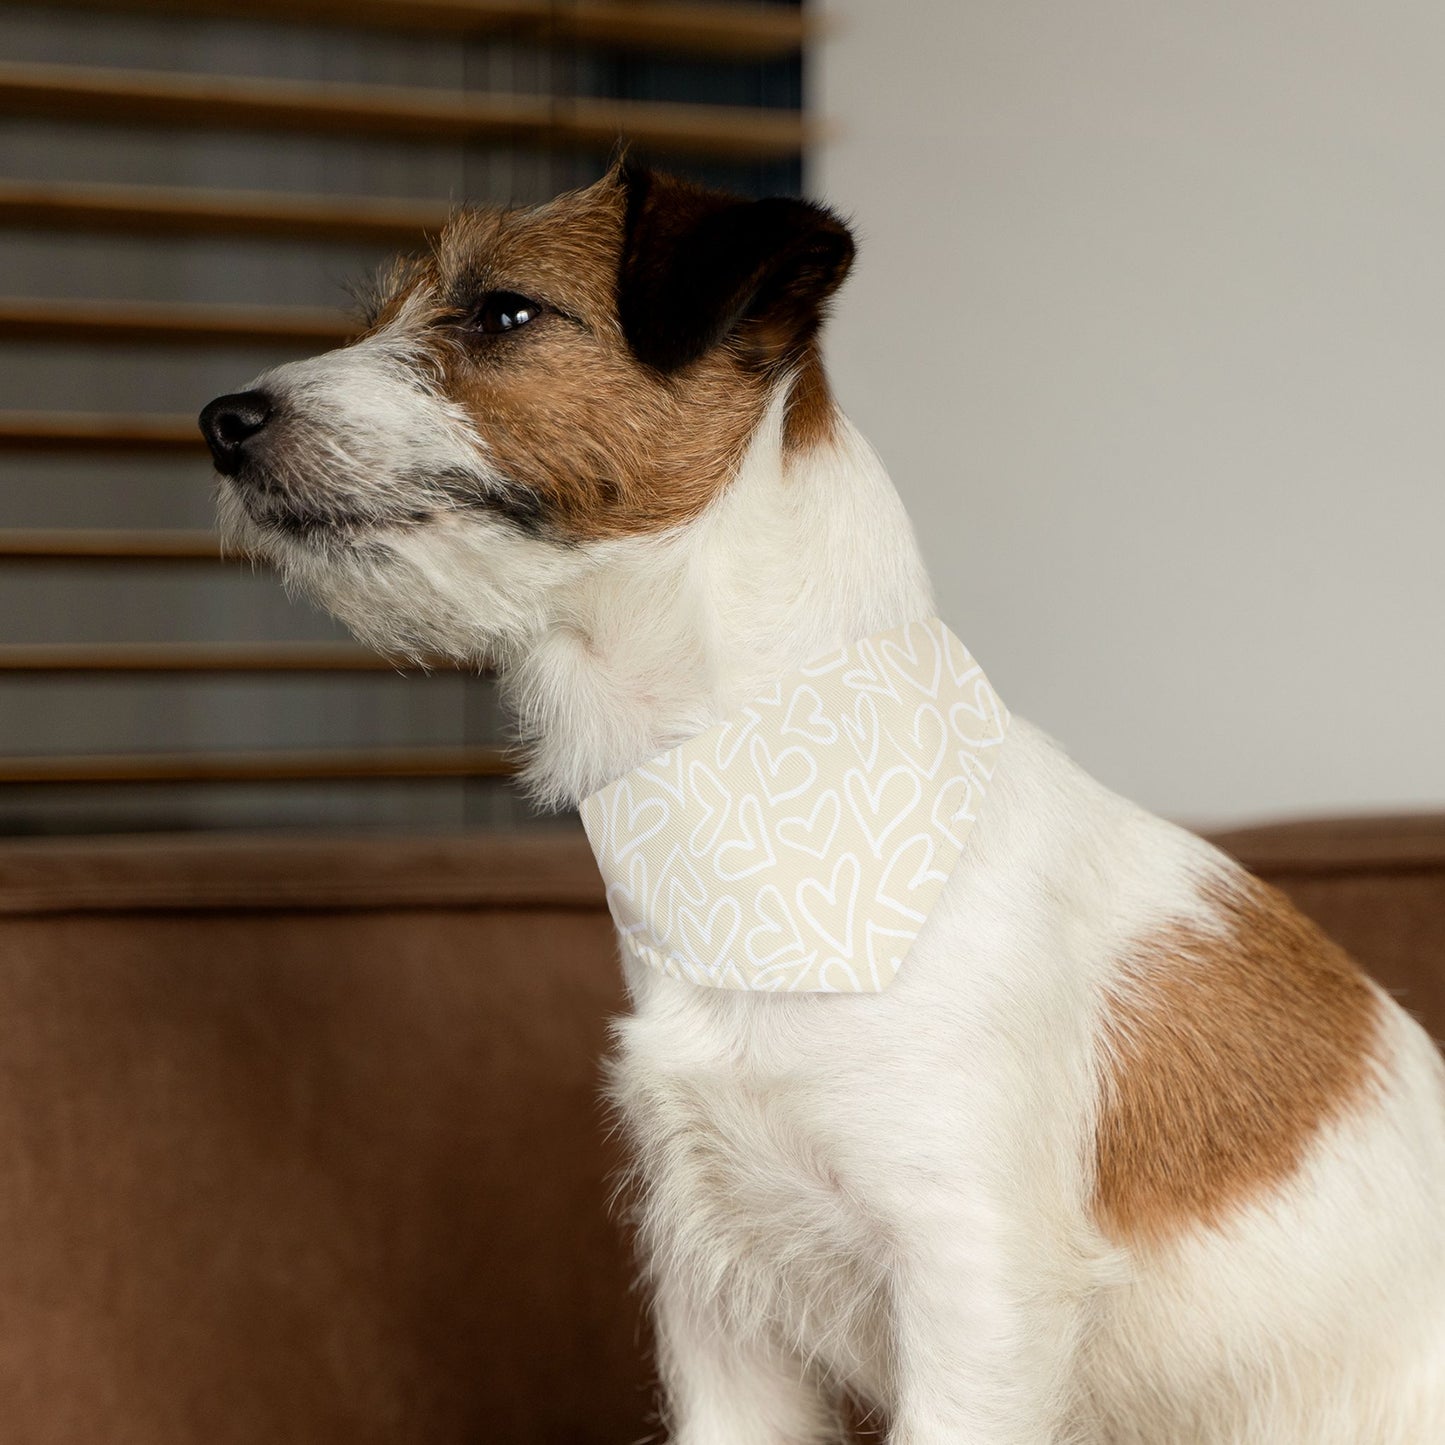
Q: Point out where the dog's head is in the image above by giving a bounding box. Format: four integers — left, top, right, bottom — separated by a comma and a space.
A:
200, 163, 854, 662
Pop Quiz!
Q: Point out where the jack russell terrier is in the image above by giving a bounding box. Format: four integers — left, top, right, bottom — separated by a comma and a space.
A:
201, 163, 1445, 1444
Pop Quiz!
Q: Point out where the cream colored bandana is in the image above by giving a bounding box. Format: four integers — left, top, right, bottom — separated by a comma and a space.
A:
580, 618, 1009, 993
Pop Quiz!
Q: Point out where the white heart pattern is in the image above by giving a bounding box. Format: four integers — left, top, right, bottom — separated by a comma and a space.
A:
579, 618, 1009, 992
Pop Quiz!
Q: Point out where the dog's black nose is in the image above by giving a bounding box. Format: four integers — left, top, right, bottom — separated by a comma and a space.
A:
199, 390, 273, 475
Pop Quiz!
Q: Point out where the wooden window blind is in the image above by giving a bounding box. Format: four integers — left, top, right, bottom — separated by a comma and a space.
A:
0, 0, 810, 834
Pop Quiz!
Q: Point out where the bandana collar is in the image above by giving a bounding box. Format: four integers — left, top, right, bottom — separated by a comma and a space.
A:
580, 618, 1009, 993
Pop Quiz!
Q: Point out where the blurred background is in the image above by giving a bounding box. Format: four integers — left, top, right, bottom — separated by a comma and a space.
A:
1, 0, 1440, 837
0, 0, 802, 836
819, 0, 1445, 828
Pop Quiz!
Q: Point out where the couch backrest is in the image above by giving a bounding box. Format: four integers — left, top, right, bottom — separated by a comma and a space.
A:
0, 832, 644, 1445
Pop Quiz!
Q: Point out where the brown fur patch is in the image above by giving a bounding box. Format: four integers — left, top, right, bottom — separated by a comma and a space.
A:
369, 176, 796, 541
782, 344, 840, 457
1094, 872, 1382, 1246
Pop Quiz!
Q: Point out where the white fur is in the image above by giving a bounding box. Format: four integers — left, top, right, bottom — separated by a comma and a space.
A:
221, 345, 1445, 1443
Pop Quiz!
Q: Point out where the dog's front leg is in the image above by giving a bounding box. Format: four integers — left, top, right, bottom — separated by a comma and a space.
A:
653, 1275, 840, 1445
885, 1196, 1089, 1445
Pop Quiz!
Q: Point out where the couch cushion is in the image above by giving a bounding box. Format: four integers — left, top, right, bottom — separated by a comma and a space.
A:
0, 830, 647, 1445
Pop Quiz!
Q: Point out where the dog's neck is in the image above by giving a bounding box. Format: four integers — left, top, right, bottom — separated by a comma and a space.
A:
505, 390, 936, 809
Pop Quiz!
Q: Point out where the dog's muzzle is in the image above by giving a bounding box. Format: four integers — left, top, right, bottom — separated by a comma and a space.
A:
199, 390, 274, 477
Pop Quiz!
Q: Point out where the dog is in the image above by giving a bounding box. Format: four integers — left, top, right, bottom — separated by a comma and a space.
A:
201, 162, 1445, 1443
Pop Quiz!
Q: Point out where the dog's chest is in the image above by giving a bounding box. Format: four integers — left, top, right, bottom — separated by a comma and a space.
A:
613, 976, 893, 1386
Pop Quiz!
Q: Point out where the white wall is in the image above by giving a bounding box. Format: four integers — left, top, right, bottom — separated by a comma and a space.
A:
812, 0, 1445, 827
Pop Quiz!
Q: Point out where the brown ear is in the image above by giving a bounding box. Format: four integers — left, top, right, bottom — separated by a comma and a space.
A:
616, 163, 855, 375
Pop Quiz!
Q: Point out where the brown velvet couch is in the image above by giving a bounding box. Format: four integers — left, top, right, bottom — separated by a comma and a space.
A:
0, 817, 1441, 1444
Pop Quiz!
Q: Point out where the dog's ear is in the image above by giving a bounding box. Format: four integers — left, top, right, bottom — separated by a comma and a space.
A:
616, 162, 855, 375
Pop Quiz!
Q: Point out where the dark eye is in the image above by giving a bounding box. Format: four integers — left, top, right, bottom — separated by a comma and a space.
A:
472, 291, 544, 334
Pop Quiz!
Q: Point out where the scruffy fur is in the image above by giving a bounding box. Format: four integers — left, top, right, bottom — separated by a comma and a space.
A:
204, 164, 1445, 1443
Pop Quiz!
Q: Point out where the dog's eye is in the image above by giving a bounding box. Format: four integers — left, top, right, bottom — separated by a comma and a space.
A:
471, 291, 543, 335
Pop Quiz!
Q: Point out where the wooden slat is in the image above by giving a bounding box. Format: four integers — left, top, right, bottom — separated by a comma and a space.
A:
0, 831, 605, 916
0, 528, 221, 560
0, 413, 203, 452
0, 61, 812, 162
0, 296, 353, 348
0, 745, 513, 784
28, 0, 811, 60
549, 0, 809, 58
0, 179, 449, 245
0, 643, 420, 673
